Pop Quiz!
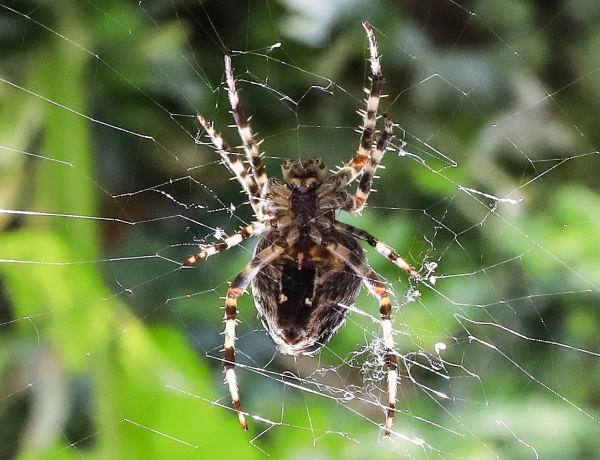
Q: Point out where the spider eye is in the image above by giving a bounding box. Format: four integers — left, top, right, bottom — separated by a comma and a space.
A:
287, 178, 301, 189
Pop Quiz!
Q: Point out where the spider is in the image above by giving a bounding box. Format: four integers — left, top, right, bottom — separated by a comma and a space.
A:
184, 22, 421, 435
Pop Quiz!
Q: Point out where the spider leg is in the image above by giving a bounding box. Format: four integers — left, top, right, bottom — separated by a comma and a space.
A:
224, 56, 269, 197
223, 243, 285, 430
197, 115, 265, 219
335, 221, 421, 279
182, 221, 268, 266
349, 117, 394, 212
334, 21, 383, 186
324, 241, 399, 436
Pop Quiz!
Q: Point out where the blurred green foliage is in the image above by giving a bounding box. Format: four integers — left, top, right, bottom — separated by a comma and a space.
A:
1, 0, 600, 459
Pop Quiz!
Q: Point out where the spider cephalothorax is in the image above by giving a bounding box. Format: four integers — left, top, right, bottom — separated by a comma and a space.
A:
282, 158, 326, 225
184, 22, 421, 435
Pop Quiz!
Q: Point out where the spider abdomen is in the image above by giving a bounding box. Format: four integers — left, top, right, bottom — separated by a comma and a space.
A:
252, 232, 363, 356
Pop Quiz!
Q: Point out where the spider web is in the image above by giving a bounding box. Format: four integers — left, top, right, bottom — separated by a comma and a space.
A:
1, 0, 600, 458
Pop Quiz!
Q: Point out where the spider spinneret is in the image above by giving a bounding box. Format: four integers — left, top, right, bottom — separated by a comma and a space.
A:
184, 22, 421, 436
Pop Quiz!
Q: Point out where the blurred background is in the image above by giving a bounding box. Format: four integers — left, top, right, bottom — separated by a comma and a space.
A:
1, 0, 600, 458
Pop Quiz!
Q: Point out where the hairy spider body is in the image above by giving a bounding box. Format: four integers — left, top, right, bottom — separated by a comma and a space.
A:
252, 160, 364, 355
185, 22, 421, 435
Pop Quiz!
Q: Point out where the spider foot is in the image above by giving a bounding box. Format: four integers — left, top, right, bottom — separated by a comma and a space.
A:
384, 405, 395, 436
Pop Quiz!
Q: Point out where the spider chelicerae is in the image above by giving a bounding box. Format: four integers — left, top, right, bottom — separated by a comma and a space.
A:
184, 22, 421, 435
